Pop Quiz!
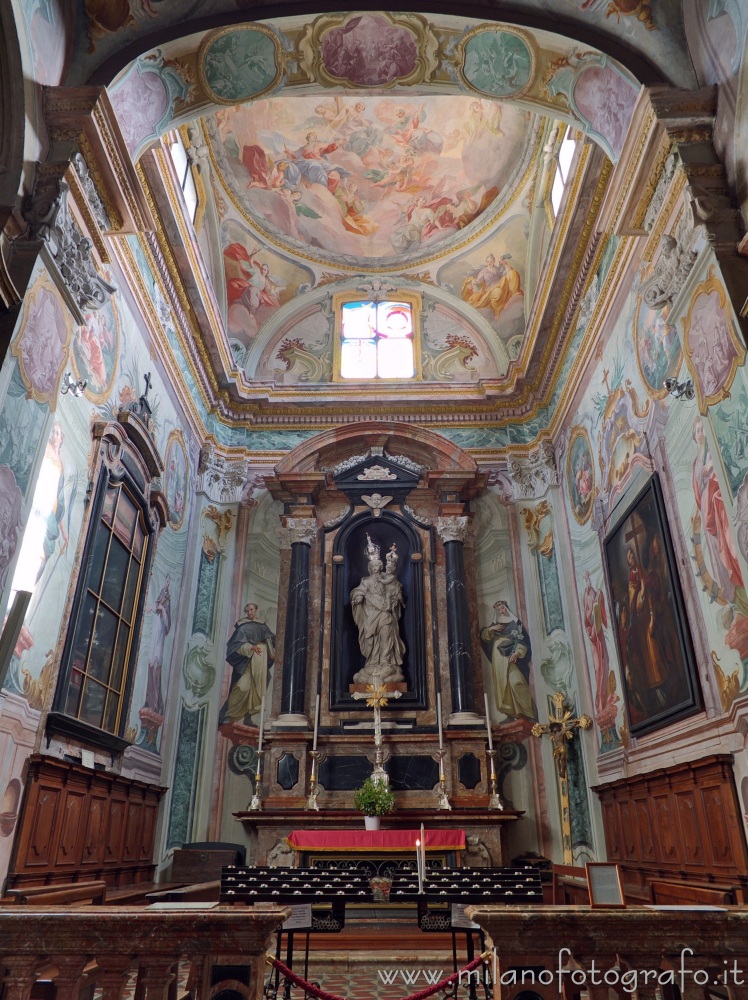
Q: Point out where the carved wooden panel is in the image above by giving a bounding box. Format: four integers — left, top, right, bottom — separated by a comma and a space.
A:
56, 787, 87, 869
122, 799, 143, 863
674, 790, 702, 865
634, 796, 656, 862
594, 755, 748, 900
81, 792, 108, 867
24, 786, 61, 870
105, 795, 127, 864
7, 755, 164, 890
651, 792, 678, 861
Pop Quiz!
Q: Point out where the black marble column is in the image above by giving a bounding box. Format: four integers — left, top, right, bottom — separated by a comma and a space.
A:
439, 517, 475, 715
279, 519, 316, 718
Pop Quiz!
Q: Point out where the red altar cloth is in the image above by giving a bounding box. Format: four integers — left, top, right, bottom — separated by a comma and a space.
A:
286, 829, 466, 852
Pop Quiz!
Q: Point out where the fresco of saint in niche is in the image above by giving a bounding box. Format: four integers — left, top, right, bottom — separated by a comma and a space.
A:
210, 96, 533, 261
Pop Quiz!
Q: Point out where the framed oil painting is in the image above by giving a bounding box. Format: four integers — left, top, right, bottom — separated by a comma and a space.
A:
604, 474, 701, 736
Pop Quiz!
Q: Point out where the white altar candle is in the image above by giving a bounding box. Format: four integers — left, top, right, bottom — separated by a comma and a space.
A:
257, 691, 266, 754
416, 838, 423, 892
436, 692, 443, 750
420, 823, 426, 884
484, 692, 493, 750
312, 693, 320, 751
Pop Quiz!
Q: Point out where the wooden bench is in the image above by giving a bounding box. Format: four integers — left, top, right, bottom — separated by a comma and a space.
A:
649, 879, 735, 906
5, 881, 107, 906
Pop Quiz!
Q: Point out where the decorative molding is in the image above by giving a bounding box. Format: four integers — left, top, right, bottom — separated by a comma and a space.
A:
361, 493, 392, 512
24, 167, 116, 322
643, 150, 679, 233
357, 464, 397, 481
506, 441, 559, 500
403, 504, 432, 526
326, 454, 369, 477
70, 151, 110, 232
436, 515, 469, 544
323, 505, 352, 529
287, 518, 318, 546
640, 234, 698, 310
195, 441, 251, 505
385, 451, 426, 475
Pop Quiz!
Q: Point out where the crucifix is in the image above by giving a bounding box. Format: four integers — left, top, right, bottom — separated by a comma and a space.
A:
352, 683, 401, 784
532, 691, 592, 864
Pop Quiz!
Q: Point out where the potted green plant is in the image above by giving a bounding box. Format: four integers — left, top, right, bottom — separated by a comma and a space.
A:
353, 776, 395, 830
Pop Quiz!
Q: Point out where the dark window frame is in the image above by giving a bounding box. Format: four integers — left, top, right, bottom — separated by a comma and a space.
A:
48, 460, 157, 754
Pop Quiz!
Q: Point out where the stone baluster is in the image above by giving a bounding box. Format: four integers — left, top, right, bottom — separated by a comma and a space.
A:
135, 960, 178, 1000
95, 956, 136, 1000
51, 956, 90, 1000
278, 517, 318, 724
1, 957, 40, 1000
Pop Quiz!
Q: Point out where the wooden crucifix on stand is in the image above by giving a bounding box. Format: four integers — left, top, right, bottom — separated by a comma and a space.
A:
532, 691, 591, 864
352, 683, 401, 783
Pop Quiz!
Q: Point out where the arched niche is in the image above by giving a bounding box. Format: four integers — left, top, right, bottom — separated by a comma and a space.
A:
329, 507, 426, 711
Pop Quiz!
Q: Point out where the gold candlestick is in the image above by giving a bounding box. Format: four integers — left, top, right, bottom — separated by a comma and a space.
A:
306, 749, 321, 811
248, 749, 264, 811
436, 748, 451, 811
486, 748, 503, 811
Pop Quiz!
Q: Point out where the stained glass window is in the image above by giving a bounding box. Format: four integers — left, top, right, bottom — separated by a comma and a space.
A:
340, 300, 415, 380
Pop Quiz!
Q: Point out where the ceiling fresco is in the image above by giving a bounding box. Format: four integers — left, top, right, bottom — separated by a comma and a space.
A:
89, 9, 633, 421
207, 96, 538, 267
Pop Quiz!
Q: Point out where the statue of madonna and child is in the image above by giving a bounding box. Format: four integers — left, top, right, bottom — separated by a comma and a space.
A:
350, 533, 407, 685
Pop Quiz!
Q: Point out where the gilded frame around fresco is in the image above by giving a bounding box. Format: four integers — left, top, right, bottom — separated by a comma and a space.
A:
603, 473, 701, 737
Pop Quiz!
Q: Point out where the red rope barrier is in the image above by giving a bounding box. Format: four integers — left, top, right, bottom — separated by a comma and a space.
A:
266, 952, 488, 1000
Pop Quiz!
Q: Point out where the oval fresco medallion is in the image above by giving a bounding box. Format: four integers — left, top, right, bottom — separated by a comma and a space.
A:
461, 27, 534, 99
199, 25, 281, 105
72, 298, 120, 404
683, 269, 745, 415
566, 425, 595, 525
634, 293, 681, 400
11, 272, 72, 407
164, 429, 189, 531
207, 94, 537, 267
